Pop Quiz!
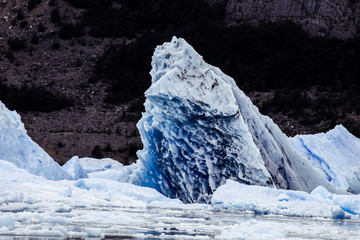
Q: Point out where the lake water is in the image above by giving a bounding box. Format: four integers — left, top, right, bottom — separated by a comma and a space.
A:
1, 204, 359, 239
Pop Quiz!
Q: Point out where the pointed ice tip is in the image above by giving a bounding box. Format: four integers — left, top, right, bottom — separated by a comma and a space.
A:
328, 124, 351, 136
150, 37, 203, 83
171, 36, 179, 46
334, 124, 346, 131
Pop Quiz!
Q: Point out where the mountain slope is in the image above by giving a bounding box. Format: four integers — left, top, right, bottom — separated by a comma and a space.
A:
210, 0, 360, 39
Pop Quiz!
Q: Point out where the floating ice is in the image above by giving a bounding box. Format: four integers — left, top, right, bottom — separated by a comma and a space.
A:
52, 226, 68, 236
0, 156, 359, 239
290, 125, 360, 194
128, 37, 335, 203
216, 218, 287, 240
0, 101, 68, 180
62, 156, 87, 180
85, 228, 103, 238
212, 180, 360, 219
0, 215, 15, 231
0, 161, 359, 239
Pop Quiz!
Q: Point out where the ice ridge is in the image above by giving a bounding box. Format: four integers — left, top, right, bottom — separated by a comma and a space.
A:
0, 101, 68, 180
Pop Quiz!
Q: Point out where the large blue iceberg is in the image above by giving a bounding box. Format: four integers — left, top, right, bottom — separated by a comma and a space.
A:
125, 37, 336, 203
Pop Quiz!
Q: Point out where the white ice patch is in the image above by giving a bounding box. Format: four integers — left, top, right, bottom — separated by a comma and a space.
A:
290, 125, 360, 194
62, 156, 87, 180
212, 180, 359, 219
78, 157, 124, 174
0, 101, 68, 180
0, 215, 15, 230
216, 219, 287, 240
85, 228, 103, 238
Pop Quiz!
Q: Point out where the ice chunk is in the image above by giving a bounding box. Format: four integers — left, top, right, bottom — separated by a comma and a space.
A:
290, 125, 360, 193
311, 186, 332, 199
0, 215, 15, 230
128, 37, 335, 203
85, 228, 103, 238
55, 204, 72, 213
0, 101, 68, 180
52, 226, 68, 235
212, 180, 359, 219
332, 207, 346, 219
78, 157, 124, 174
62, 156, 88, 180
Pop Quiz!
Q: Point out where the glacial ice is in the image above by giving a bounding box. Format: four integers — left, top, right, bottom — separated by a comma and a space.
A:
128, 36, 335, 203
0, 101, 68, 180
62, 156, 88, 180
211, 179, 360, 218
290, 125, 360, 194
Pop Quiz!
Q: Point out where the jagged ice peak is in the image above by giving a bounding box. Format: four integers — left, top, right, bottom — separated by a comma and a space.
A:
131, 36, 336, 203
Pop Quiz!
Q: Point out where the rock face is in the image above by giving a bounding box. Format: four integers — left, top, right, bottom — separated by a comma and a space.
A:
209, 0, 360, 39
128, 37, 336, 203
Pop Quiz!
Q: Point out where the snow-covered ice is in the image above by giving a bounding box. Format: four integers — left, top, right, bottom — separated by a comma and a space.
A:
290, 125, 360, 194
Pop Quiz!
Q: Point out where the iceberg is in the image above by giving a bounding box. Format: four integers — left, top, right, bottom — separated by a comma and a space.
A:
127, 36, 335, 203
0, 101, 68, 180
290, 125, 360, 194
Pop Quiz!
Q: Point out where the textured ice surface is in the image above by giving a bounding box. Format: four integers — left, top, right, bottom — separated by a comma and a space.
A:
0, 101, 68, 180
130, 37, 334, 203
290, 125, 360, 194
133, 36, 273, 203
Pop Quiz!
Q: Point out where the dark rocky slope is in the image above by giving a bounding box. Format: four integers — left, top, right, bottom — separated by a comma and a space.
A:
0, 0, 359, 165
208, 0, 360, 39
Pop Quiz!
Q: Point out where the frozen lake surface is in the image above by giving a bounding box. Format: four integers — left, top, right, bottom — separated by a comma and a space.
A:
0, 159, 359, 239
1, 203, 360, 240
